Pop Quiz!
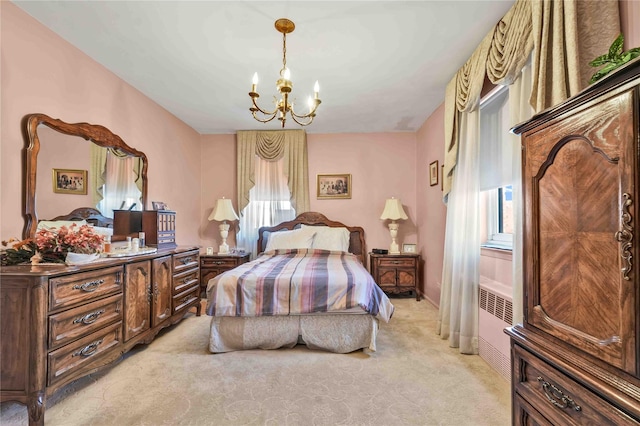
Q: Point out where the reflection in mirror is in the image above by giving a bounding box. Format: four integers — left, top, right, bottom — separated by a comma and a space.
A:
24, 113, 148, 239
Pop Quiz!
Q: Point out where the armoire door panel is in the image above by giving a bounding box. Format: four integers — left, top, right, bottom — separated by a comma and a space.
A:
525, 90, 637, 375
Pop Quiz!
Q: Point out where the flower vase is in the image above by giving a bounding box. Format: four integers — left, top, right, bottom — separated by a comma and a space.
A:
65, 252, 100, 265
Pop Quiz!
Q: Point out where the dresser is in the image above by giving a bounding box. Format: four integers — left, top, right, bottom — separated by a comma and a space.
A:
199, 252, 250, 297
0, 246, 199, 426
506, 58, 640, 424
369, 252, 420, 301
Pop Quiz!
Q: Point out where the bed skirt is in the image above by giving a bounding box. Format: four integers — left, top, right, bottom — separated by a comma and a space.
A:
209, 314, 379, 354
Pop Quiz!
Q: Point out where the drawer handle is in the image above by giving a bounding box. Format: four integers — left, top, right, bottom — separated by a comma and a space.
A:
73, 279, 105, 292
180, 257, 193, 265
537, 377, 581, 412
72, 339, 103, 358
614, 192, 633, 280
214, 261, 225, 265
181, 295, 191, 304
73, 309, 105, 325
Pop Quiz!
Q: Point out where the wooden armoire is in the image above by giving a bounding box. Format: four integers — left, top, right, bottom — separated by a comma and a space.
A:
506, 58, 640, 424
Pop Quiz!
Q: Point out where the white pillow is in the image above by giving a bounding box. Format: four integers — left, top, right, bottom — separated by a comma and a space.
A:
37, 220, 88, 230
301, 225, 350, 252
90, 226, 114, 237
264, 228, 316, 252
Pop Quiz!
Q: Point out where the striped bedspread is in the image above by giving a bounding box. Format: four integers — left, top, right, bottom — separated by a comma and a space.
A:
206, 249, 394, 322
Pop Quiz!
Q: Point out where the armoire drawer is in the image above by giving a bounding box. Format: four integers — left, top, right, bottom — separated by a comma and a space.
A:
513, 344, 638, 425
47, 320, 122, 386
48, 293, 123, 350
49, 265, 123, 311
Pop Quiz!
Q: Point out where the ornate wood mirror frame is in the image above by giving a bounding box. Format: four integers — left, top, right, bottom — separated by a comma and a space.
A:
23, 113, 148, 239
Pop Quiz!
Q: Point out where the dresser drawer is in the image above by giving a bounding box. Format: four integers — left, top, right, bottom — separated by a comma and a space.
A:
377, 258, 416, 268
49, 266, 124, 311
173, 268, 199, 295
173, 251, 199, 274
513, 344, 639, 425
48, 294, 123, 350
172, 286, 199, 314
47, 320, 122, 386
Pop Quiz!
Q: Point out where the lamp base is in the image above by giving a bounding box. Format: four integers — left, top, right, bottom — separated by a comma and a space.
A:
388, 221, 400, 254
218, 243, 230, 254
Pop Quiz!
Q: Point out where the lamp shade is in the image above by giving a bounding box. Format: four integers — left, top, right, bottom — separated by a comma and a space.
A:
380, 198, 408, 220
208, 198, 239, 222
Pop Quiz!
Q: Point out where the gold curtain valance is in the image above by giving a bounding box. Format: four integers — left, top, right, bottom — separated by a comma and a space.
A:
237, 129, 309, 215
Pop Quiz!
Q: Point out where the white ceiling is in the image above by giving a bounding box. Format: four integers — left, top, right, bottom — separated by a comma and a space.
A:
14, 0, 514, 134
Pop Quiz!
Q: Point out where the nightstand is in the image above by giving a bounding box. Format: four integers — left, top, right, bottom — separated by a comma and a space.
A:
369, 252, 421, 301
200, 252, 250, 297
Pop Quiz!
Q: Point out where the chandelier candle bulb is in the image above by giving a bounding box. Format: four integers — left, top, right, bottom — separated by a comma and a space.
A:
314, 81, 320, 98
252, 72, 258, 92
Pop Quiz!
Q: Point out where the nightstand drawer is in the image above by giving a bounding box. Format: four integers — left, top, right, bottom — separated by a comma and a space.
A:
378, 258, 416, 267
513, 344, 637, 425
201, 258, 238, 268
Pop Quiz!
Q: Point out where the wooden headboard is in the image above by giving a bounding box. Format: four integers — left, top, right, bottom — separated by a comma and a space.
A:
51, 207, 113, 228
257, 212, 367, 264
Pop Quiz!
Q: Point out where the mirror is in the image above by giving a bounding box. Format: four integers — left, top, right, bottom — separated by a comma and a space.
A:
24, 113, 148, 239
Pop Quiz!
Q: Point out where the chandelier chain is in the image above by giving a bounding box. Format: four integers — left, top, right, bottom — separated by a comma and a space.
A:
282, 33, 287, 71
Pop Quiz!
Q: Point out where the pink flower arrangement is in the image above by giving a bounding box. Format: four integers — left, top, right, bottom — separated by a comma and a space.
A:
1, 224, 104, 265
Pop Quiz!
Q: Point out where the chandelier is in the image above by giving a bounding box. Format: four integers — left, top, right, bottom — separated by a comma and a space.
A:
249, 18, 321, 128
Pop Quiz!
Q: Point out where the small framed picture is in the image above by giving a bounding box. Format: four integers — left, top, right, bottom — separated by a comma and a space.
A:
317, 174, 352, 199
206, 247, 214, 255
152, 201, 167, 210
52, 169, 87, 195
429, 161, 439, 187
402, 243, 417, 253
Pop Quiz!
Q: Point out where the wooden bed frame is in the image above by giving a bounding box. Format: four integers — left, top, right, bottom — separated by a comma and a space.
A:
51, 207, 113, 228
257, 212, 367, 264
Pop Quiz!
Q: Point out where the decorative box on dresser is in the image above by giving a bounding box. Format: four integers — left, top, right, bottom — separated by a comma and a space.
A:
199, 252, 251, 297
369, 252, 421, 301
505, 58, 640, 424
0, 246, 200, 426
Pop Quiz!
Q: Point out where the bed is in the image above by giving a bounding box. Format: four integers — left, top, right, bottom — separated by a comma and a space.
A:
205, 212, 394, 353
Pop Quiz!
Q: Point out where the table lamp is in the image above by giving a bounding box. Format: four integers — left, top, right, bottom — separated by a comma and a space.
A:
380, 197, 408, 254
208, 197, 239, 254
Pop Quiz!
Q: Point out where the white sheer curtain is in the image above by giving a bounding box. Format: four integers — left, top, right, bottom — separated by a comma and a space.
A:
437, 110, 481, 354
508, 62, 533, 325
237, 155, 296, 258
96, 152, 142, 218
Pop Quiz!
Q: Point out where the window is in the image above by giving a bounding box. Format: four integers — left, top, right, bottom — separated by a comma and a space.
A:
479, 85, 513, 250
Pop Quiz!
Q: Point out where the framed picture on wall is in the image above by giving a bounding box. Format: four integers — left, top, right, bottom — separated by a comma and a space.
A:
317, 174, 352, 199
52, 169, 87, 195
429, 161, 439, 187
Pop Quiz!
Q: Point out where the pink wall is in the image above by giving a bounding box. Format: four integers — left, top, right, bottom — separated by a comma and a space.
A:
200, 134, 239, 250
1, 3, 202, 245
415, 104, 447, 305
198, 132, 419, 265
308, 133, 418, 263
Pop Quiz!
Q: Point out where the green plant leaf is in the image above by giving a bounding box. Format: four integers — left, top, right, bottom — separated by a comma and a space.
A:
589, 54, 610, 67
608, 33, 624, 59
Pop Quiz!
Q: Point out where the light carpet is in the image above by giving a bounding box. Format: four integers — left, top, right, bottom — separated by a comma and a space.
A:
1, 298, 511, 425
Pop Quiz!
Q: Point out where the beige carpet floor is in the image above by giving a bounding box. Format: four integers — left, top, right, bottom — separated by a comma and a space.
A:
1, 298, 511, 425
